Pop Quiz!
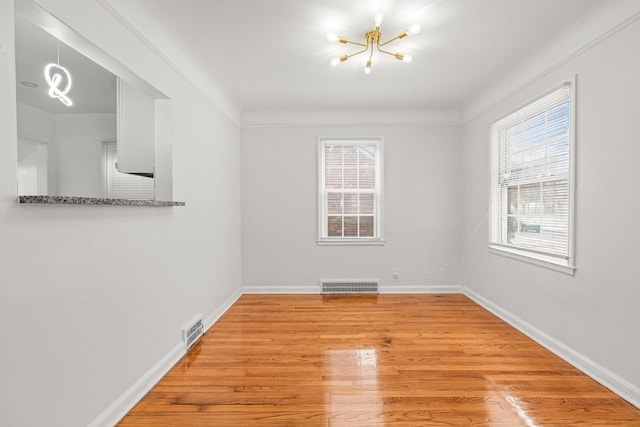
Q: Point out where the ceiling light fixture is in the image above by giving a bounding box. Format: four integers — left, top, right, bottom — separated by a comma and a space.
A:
328, 11, 420, 74
44, 45, 73, 107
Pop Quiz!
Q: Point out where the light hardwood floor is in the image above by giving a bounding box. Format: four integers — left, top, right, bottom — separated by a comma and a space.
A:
119, 294, 640, 426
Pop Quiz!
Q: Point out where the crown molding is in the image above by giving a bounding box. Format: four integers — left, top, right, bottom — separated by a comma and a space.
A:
462, 1, 640, 124
97, 0, 241, 126
240, 108, 462, 128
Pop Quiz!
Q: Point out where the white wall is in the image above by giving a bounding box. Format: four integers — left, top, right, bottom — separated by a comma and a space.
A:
0, 1, 242, 426
461, 15, 640, 406
242, 122, 462, 293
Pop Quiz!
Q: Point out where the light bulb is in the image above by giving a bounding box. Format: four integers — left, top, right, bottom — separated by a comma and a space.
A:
327, 32, 339, 43
407, 23, 421, 35
330, 57, 341, 67
44, 63, 73, 107
402, 54, 413, 63
364, 60, 372, 74
374, 11, 384, 27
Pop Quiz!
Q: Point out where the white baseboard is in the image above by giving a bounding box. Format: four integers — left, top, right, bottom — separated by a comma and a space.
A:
89, 289, 243, 427
464, 287, 640, 409
243, 284, 463, 294
379, 284, 462, 294
87, 342, 184, 427
243, 285, 320, 294
204, 289, 243, 330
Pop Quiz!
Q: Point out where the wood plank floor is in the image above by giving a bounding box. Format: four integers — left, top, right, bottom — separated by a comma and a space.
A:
119, 294, 640, 426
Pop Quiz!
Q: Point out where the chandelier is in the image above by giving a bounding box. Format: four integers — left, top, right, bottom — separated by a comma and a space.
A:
328, 11, 420, 74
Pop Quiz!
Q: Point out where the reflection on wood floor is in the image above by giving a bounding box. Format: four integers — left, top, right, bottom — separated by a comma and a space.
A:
119, 294, 640, 426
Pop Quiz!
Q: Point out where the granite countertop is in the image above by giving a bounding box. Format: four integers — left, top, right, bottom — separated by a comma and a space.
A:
19, 196, 185, 207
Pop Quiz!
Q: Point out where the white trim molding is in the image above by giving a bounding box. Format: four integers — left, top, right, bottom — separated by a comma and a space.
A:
463, 4, 640, 123
97, 0, 240, 126
87, 342, 184, 427
241, 109, 462, 128
464, 287, 640, 409
379, 284, 463, 294
488, 245, 576, 275
243, 285, 320, 294
242, 284, 463, 295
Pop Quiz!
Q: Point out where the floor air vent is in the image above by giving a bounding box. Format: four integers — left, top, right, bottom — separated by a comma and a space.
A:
182, 315, 204, 351
321, 280, 379, 294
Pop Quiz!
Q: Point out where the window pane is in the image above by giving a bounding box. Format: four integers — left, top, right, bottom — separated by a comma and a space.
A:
521, 114, 546, 149
344, 193, 358, 215
325, 146, 342, 189
328, 193, 342, 215
360, 193, 374, 215
547, 155, 570, 177
359, 145, 376, 189
546, 102, 570, 140
328, 216, 342, 237
360, 216, 374, 237
542, 180, 568, 217
507, 216, 517, 244
519, 183, 541, 218
344, 216, 358, 237
343, 146, 358, 189
508, 186, 518, 215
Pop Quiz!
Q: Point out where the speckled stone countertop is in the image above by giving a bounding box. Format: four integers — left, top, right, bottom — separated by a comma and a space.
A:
19, 196, 185, 207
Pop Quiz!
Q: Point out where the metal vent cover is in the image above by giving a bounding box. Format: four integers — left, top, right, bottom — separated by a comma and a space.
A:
182, 315, 204, 350
320, 280, 379, 294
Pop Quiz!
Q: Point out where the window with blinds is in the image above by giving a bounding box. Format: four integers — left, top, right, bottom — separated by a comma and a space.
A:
490, 80, 575, 272
318, 138, 384, 244
102, 142, 155, 200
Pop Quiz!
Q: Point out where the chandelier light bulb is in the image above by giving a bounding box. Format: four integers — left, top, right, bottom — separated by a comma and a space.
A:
407, 23, 421, 35
327, 32, 339, 43
373, 11, 384, 27
364, 60, 373, 74
330, 57, 341, 67
402, 54, 413, 63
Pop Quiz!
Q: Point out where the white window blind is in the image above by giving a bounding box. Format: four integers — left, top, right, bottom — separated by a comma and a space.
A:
490, 81, 575, 271
318, 138, 384, 244
102, 142, 155, 200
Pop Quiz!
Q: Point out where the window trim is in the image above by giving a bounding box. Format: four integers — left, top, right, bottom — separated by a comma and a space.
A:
317, 137, 385, 246
489, 77, 577, 274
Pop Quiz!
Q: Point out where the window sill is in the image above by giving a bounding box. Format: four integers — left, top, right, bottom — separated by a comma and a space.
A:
488, 244, 575, 276
317, 239, 386, 246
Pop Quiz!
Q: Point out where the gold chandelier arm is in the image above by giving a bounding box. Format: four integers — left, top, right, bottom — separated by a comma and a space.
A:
368, 44, 375, 62
338, 37, 368, 48
378, 31, 409, 47
342, 44, 370, 61
376, 45, 400, 58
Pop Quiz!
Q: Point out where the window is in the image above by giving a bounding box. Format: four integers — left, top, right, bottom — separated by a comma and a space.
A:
102, 142, 155, 200
318, 138, 384, 245
490, 80, 576, 273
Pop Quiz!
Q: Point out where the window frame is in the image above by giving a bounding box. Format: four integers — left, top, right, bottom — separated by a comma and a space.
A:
317, 137, 385, 246
489, 78, 577, 275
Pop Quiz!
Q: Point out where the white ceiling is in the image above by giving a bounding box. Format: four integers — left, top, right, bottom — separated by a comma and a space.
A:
104, 0, 616, 116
